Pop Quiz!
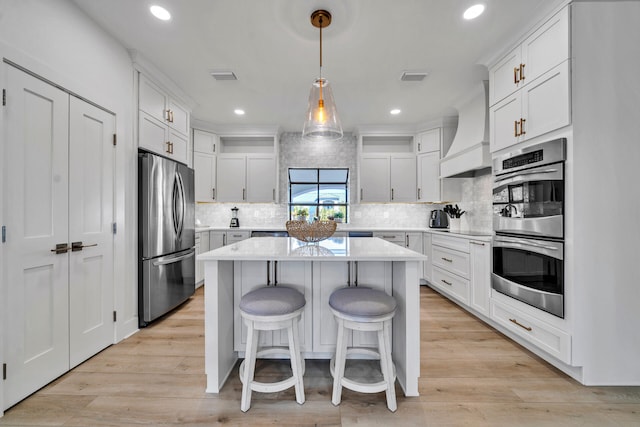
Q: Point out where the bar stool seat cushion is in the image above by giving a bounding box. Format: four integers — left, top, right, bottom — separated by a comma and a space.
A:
240, 286, 306, 316
329, 287, 397, 318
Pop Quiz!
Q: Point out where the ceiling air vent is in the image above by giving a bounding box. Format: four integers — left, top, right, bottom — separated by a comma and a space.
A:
210, 71, 238, 81
400, 71, 428, 82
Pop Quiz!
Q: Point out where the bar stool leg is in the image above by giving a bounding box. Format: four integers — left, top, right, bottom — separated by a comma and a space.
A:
378, 319, 397, 412
332, 318, 348, 406
287, 317, 305, 405
241, 320, 259, 413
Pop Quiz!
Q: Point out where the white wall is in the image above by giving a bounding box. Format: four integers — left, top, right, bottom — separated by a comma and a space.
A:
0, 0, 138, 385
571, 1, 640, 384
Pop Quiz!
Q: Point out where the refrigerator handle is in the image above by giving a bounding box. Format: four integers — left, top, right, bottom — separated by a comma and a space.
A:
152, 250, 195, 266
173, 172, 186, 240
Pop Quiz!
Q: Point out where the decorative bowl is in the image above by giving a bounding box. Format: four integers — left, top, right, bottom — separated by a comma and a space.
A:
286, 220, 337, 243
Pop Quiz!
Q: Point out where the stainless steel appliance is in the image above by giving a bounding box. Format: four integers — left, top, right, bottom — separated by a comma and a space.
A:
138, 150, 195, 327
230, 206, 240, 228
491, 138, 566, 318
429, 209, 449, 229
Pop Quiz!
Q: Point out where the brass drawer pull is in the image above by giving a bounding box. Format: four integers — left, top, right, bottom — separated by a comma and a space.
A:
509, 318, 532, 332
441, 279, 452, 286
520, 63, 526, 81
441, 257, 453, 263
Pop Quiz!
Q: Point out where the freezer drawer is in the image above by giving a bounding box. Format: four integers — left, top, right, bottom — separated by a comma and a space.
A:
139, 248, 195, 326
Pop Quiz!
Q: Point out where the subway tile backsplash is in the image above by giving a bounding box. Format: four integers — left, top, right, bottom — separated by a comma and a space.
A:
196, 132, 492, 233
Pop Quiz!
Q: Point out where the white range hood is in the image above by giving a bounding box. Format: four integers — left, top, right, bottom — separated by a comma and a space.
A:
440, 81, 491, 178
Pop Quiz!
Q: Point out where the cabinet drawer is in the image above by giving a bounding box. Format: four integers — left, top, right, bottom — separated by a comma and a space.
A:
373, 232, 405, 246
432, 246, 469, 278
226, 231, 251, 244
491, 298, 570, 364
432, 234, 470, 253
431, 266, 469, 305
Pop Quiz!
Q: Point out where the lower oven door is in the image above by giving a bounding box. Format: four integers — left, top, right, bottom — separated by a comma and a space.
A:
492, 236, 564, 318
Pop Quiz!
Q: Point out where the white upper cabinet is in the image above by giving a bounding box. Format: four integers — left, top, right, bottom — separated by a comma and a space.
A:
417, 151, 440, 202
193, 129, 217, 202
415, 122, 458, 202
215, 134, 278, 203
138, 73, 190, 163
489, 7, 570, 106
358, 134, 416, 203
416, 128, 440, 154
489, 6, 570, 152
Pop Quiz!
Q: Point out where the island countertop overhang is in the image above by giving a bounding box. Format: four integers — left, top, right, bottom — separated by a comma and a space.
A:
198, 236, 427, 262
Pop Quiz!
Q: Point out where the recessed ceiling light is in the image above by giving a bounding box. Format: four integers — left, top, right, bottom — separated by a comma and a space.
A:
390, 109, 401, 115
463, 4, 485, 20
234, 109, 245, 116
150, 5, 171, 21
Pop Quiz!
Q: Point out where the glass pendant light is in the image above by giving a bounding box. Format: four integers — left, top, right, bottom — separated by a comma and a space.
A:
302, 10, 343, 141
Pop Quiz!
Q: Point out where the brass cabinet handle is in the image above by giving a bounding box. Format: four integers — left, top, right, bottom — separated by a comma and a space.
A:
51, 243, 70, 254
166, 141, 173, 154
72, 241, 98, 252
513, 66, 520, 84
164, 109, 170, 121
520, 63, 526, 81
441, 257, 453, 263
509, 317, 533, 331
441, 279, 452, 286
170, 110, 174, 123
520, 118, 526, 135
514, 120, 519, 137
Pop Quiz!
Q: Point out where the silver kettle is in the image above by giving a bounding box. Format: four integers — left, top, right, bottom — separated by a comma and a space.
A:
429, 210, 449, 228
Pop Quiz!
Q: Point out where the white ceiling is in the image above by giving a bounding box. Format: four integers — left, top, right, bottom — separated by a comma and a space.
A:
72, 0, 556, 132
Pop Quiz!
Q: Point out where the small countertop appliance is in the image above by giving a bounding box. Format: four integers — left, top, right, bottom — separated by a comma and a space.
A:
230, 206, 240, 228
429, 209, 449, 228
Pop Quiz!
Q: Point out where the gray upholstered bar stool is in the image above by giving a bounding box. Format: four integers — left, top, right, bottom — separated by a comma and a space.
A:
238, 286, 306, 412
329, 287, 398, 412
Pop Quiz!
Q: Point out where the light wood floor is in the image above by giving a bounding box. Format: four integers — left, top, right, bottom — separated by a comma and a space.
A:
2, 286, 640, 426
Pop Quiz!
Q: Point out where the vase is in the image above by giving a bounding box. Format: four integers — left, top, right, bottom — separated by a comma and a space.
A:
449, 218, 461, 231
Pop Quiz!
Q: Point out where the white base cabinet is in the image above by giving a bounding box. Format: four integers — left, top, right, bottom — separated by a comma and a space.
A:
195, 231, 210, 287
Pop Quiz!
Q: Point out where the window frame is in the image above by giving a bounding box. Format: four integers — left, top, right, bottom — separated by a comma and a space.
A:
288, 168, 349, 222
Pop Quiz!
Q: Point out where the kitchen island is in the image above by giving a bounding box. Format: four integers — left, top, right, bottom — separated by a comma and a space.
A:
198, 236, 426, 397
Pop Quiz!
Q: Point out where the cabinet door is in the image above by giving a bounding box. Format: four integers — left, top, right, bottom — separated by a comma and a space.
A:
195, 233, 203, 285
216, 155, 246, 202
194, 152, 216, 202
489, 46, 522, 106
417, 151, 440, 202
490, 91, 522, 153
246, 155, 276, 203
360, 155, 390, 202
352, 262, 393, 347
226, 231, 251, 245
167, 98, 189, 135
139, 74, 168, 123
210, 231, 226, 248
168, 128, 188, 164
312, 262, 350, 353
194, 129, 217, 154
234, 261, 273, 350
390, 155, 417, 202
422, 233, 433, 282
521, 7, 569, 87
405, 232, 423, 253
469, 240, 490, 316
416, 128, 440, 153
139, 111, 169, 156
521, 61, 571, 142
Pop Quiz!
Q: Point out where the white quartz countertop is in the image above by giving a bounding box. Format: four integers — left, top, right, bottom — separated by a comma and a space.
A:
198, 236, 428, 262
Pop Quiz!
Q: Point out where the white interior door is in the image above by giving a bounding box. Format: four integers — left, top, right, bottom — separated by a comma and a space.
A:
3, 65, 70, 409
68, 97, 115, 368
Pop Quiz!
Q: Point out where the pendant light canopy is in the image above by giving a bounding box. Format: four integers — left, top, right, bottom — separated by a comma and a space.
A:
302, 10, 343, 141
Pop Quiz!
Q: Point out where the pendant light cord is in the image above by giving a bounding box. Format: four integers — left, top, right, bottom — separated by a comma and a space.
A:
319, 15, 323, 101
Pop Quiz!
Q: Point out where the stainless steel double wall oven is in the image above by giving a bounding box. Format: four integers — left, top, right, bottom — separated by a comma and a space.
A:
492, 138, 566, 318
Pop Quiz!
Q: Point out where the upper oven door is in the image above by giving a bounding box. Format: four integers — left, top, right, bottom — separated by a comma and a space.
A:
493, 162, 564, 238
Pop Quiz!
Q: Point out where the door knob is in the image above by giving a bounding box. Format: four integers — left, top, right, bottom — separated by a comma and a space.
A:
72, 241, 98, 252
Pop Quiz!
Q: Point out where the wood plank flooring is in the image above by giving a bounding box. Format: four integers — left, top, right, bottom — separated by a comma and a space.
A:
2, 286, 639, 426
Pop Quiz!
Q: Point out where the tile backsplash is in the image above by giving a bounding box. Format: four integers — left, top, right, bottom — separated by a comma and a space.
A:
196, 132, 492, 233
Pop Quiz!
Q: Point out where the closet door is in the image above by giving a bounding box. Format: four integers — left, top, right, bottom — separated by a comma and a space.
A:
68, 97, 115, 368
3, 65, 71, 409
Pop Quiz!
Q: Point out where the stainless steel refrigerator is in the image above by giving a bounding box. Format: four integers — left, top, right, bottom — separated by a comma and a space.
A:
138, 150, 195, 327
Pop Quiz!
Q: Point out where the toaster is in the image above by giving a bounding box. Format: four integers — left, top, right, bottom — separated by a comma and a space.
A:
429, 209, 449, 228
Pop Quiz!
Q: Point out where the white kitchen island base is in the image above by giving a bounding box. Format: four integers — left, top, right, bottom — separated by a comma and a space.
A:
200, 237, 425, 397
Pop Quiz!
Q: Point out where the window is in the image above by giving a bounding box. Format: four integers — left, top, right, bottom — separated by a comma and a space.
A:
288, 168, 348, 222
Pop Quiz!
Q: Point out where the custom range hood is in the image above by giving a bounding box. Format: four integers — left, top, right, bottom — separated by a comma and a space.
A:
440, 81, 491, 178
